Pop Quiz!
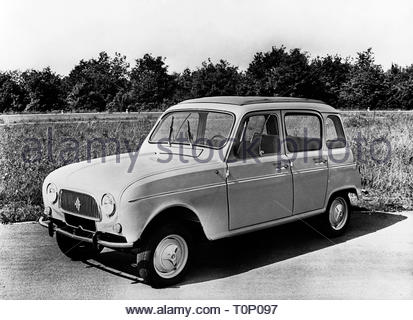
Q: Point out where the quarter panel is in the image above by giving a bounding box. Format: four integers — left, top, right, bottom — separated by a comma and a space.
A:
323, 112, 362, 205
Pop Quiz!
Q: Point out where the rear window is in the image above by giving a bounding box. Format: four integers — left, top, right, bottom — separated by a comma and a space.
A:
326, 115, 346, 149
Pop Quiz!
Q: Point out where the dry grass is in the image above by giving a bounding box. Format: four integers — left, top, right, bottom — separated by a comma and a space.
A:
1, 111, 412, 223
343, 111, 413, 210
0, 111, 162, 125
0, 115, 158, 223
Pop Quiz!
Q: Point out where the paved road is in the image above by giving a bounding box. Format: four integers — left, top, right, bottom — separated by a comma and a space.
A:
1, 211, 412, 299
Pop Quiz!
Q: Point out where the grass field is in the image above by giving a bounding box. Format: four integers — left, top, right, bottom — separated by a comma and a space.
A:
0, 113, 159, 223
343, 111, 413, 210
1, 111, 412, 223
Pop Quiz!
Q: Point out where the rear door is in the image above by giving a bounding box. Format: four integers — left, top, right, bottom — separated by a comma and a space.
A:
227, 111, 293, 230
283, 111, 328, 214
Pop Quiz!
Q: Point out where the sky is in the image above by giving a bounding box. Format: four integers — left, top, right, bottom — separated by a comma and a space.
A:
0, 0, 412, 75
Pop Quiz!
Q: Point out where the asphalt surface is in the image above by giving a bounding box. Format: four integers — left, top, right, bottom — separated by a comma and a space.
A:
1, 211, 412, 299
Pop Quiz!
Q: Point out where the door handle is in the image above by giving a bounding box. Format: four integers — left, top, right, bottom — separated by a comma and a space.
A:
313, 158, 327, 164
274, 162, 289, 171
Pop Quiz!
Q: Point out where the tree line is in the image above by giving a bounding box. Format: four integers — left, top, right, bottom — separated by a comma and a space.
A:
0, 46, 412, 112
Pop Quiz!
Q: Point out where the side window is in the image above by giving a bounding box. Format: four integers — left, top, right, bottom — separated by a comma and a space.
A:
244, 115, 266, 142
237, 113, 280, 158
326, 115, 346, 149
285, 113, 321, 152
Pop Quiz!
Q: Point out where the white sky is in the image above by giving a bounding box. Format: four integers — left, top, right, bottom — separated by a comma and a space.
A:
0, 0, 412, 75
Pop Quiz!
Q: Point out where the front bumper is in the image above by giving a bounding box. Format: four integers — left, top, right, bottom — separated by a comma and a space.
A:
39, 216, 134, 249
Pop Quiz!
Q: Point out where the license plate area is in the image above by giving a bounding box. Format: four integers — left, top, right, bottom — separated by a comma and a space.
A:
64, 214, 96, 232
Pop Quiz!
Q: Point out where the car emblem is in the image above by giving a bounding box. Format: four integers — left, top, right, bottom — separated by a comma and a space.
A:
74, 197, 81, 212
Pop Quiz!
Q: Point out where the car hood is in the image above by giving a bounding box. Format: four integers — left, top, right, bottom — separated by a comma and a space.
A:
46, 151, 207, 198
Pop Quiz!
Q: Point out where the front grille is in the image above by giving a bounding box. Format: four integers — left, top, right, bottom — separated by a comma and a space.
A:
60, 189, 100, 220
64, 214, 96, 232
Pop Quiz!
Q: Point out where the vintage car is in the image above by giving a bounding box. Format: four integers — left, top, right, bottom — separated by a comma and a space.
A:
40, 96, 362, 287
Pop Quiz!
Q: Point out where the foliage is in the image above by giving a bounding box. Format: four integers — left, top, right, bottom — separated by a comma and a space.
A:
309, 55, 352, 107
244, 46, 312, 97
126, 54, 176, 111
0, 71, 27, 112
188, 59, 242, 97
65, 52, 129, 112
1, 47, 413, 112
172, 68, 193, 102
21, 67, 65, 112
339, 49, 388, 110
385, 64, 413, 110
0, 202, 42, 224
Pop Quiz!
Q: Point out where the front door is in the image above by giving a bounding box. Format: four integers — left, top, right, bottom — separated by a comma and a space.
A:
283, 111, 328, 214
227, 111, 293, 230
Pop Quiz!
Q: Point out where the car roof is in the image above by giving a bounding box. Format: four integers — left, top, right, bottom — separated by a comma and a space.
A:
171, 96, 338, 114
181, 96, 325, 105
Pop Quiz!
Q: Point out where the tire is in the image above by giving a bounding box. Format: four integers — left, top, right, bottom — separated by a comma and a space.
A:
320, 193, 351, 237
136, 224, 192, 288
56, 232, 102, 260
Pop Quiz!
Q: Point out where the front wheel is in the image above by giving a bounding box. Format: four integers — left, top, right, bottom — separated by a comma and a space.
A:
321, 194, 351, 237
136, 224, 191, 288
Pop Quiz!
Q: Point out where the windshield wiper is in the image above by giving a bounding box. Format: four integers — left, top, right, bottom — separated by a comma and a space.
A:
168, 116, 174, 146
187, 120, 194, 148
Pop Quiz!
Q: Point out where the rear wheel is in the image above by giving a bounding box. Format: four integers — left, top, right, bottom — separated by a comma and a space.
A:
321, 194, 351, 237
56, 232, 102, 260
136, 224, 192, 288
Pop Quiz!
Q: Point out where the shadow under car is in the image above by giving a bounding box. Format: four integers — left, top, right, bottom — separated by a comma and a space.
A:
82, 210, 407, 286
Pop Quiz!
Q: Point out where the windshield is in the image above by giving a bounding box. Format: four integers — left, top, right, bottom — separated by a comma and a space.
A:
149, 110, 234, 149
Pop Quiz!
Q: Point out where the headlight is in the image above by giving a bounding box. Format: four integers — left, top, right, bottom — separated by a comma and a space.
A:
46, 183, 58, 203
101, 193, 116, 218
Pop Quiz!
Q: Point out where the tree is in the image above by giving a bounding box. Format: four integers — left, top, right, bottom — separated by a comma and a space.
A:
188, 59, 242, 98
385, 64, 413, 110
127, 54, 175, 110
339, 48, 387, 110
0, 71, 27, 112
309, 55, 351, 107
65, 52, 129, 111
172, 68, 193, 102
245, 46, 312, 97
20, 67, 64, 112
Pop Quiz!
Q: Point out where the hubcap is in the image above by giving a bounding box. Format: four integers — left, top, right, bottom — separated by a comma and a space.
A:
329, 198, 348, 231
153, 234, 188, 279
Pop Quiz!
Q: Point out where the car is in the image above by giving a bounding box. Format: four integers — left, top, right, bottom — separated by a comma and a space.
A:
39, 96, 362, 287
